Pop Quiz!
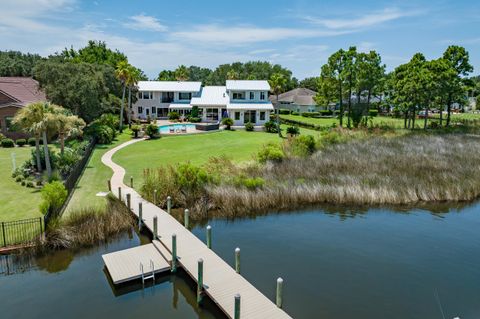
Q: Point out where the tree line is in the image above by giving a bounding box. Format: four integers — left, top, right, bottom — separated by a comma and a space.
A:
314, 45, 477, 129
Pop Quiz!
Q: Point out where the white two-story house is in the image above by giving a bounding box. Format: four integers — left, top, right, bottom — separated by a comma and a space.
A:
133, 81, 202, 119
133, 80, 273, 128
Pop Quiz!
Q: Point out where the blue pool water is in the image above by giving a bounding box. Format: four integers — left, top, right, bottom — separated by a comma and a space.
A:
159, 124, 196, 134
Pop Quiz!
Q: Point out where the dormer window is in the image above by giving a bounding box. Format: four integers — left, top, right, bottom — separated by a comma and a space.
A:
179, 92, 192, 100
260, 91, 266, 100
232, 92, 245, 100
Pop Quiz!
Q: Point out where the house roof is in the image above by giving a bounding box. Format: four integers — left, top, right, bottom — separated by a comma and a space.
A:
0, 77, 46, 105
191, 86, 229, 106
227, 103, 274, 110
270, 88, 317, 106
137, 81, 202, 92
169, 103, 192, 109
226, 80, 270, 91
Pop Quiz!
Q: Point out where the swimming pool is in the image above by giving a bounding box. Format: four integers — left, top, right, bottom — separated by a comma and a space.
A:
158, 124, 196, 134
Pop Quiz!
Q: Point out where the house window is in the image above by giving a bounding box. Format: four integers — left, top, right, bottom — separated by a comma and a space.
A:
162, 92, 174, 103
235, 112, 240, 120
249, 92, 254, 100
260, 92, 266, 100
232, 92, 245, 100
152, 107, 156, 114
206, 108, 219, 121
138, 106, 143, 114
260, 112, 265, 121
244, 110, 256, 124
179, 92, 192, 100
141, 91, 152, 99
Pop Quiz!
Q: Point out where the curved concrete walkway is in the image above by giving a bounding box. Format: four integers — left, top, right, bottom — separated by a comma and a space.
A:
101, 138, 292, 319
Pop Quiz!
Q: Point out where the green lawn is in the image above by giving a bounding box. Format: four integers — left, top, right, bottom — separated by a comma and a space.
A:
64, 130, 132, 214
0, 146, 43, 222
281, 113, 480, 129
113, 130, 287, 189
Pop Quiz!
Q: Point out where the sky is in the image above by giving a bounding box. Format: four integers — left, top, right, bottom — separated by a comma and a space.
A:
1, 0, 479, 80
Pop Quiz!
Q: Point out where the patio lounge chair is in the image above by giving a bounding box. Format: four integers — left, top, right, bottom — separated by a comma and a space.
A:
169, 126, 175, 133
181, 125, 187, 133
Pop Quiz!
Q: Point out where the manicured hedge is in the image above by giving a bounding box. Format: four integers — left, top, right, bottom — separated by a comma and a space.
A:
28, 137, 36, 146
16, 139, 26, 147
279, 109, 291, 115
369, 109, 379, 117
302, 112, 320, 118
1, 138, 15, 148
319, 110, 333, 116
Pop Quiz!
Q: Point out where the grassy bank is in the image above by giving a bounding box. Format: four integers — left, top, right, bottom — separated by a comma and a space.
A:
0, 146, 43, 221
209, 133, 480, 215
64, 130, 131, 215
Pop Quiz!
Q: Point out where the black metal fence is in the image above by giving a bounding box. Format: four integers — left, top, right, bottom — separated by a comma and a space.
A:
1, 217, 43, 247
64, 138, 96, 193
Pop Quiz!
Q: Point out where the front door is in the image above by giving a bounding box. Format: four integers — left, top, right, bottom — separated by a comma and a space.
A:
244, 110, 256, 124
146, 108, 150, 117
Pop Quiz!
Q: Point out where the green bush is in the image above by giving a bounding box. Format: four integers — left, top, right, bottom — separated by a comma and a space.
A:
257, 143, 285, 163
245, 122, 254, 131
222, 117, 234, 130
26, 181, 34, 188
286, 126, 300, 136
291, 111, 299, 115
302, 112, 320, 118
242, 177, 265, 190
97, 113, 119, 136
40, 181, 68, 215
319, 109, 333, 116
279, 109, 291, 115
264, 120, 278, 133
131, 124, 141, 138
145, 123, 159, 138
15, 175, 24, 182
168, 111, 180, 121
369, 109, 379, 117
28, 137, 37, 146
191, 105, 199, 118
174, 163, 212, 195
0, 133, 4, 141
16, 138, 26, 147
86, 123, 115, 144
57, 148, 81, 177
189, 117, 201, 123
1, 138, 14, 148
290, 135, 316, 157
21, 180, 26, 186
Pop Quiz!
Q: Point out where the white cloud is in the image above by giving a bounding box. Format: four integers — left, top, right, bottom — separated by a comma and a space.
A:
171, 24, 349, 45
124, 14, 167, 32
304, 7, 421, 30
357, 41, 376, 52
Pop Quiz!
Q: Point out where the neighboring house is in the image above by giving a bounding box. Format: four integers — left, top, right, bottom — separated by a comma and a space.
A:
270, 88, 318, 114
133, 80, 273, 127
0, 77, 46, 139
133, 81, 202, 119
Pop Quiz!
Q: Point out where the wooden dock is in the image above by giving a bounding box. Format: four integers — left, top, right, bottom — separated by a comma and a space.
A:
101, 139, 293, 319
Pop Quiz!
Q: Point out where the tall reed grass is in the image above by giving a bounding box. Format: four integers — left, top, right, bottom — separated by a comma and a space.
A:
208, 134, 480, 214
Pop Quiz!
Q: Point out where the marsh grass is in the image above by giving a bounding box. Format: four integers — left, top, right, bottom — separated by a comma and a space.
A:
38, 194, 136, 251
208, 134, 480, 215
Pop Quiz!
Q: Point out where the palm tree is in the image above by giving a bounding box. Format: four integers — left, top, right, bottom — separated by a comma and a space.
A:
49, 106, 85, 154
174, 65, 189, 81
115, 60, 129, 132
227, 70, 239, 80
268, 73, 287, 137
126, 65, 141, 126
13, 103, 44, 173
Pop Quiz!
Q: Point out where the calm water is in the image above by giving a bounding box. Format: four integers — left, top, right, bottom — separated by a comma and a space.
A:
1, 203, 480, 319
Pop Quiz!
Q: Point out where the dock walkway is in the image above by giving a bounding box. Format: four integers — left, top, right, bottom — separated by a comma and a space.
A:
101, 138, 292, 319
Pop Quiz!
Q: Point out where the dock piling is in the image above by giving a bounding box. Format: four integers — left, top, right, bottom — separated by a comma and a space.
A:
234, 294, 241, 319
235, 248, 240, 274
126, 194, 131, 210
276, 277, 284, 308
153, 216, 158, 239
118, 187, 122, 200
107, 179, 111, 191
206, 225, 212, 249
171, 233, 177, 273
184, 209, 189, 228
130, 176, 133, 188
167, 196, 172, 214
138, 202, 143, 228
197, 258, 204, 304
153, 189, 157, 205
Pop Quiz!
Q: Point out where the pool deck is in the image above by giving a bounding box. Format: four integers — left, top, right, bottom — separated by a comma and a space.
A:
101, 138, 293, 319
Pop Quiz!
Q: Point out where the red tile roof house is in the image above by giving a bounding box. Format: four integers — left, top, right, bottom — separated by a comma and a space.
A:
0, 77, 47, 139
